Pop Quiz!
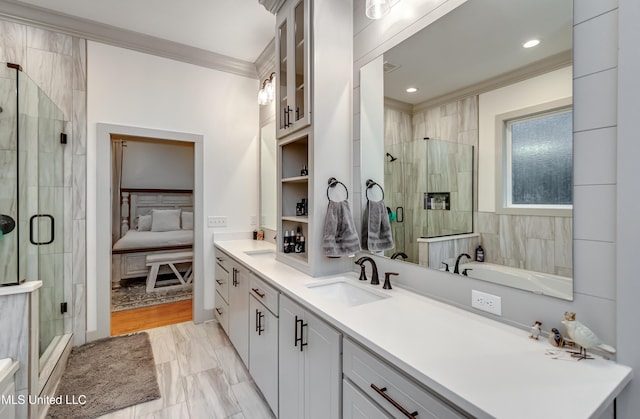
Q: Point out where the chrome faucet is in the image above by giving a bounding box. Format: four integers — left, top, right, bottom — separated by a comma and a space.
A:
354, 256, 380, 285
453, 253, 471, 274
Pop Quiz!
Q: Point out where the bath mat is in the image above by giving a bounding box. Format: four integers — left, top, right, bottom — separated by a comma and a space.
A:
46, 332, 160, 418
112, 276, 192, 312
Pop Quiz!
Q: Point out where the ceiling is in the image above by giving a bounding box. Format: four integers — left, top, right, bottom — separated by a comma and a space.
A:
383, 0, 572, 105
12, 0, 276, 63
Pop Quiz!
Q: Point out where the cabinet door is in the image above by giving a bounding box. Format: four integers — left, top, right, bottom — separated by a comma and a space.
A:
249, 296, 279, 416
290, 0, 310, 132
304, 308, 341, 419
275, 0, 311, 138
279, 296, 306, 419
343, 379, 391, 419
228, 262, 249, 366
279, 295, 341, 419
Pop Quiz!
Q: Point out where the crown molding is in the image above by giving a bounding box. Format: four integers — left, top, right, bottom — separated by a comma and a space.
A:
258, 0, 287, 14
412, 50, 573, 113
0, 0, 258, 78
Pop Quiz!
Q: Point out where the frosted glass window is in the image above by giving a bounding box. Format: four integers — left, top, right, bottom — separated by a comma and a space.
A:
506, 108, 572, 207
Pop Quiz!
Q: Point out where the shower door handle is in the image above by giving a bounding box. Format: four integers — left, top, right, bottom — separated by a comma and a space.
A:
29, 214, 55, 245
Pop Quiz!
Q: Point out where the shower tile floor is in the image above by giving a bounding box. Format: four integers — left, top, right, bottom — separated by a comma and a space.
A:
98, 321, 275, 419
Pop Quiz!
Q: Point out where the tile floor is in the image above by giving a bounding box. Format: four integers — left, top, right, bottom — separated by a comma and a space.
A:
97, 320, 275, 419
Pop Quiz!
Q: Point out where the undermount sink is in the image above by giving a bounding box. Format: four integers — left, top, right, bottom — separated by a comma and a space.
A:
306, 278, 389, 307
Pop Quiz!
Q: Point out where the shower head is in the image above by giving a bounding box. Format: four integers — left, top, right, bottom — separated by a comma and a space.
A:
386, 152, 397, 162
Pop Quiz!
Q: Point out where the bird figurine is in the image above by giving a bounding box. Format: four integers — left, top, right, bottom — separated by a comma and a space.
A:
529, 320, 542, 340
548, 327, 565, 348
562, 312, 616, 360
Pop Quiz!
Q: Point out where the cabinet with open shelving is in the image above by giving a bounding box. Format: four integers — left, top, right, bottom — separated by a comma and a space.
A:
275, 0, 352, 277
279, 131, 310, 267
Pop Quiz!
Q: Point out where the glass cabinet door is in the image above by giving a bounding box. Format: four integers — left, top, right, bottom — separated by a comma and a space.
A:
276, 0, 310, 138
293, 0, 308, 126
278, 18, 289, 133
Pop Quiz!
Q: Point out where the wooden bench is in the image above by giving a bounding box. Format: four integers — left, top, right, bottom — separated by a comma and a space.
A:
146, 251, 193, 292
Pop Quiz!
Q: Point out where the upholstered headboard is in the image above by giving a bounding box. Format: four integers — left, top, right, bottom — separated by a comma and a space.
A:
119, 188, 193, 238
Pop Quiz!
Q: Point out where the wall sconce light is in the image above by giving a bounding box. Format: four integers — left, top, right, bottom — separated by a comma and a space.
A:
366, 0, 391, 19
258, 72, 276, 105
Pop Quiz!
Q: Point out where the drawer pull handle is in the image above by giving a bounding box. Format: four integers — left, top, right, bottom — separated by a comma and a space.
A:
252, 288, 266, 298
216, 279, 224, 285
215, 308, 223, 315
294, 316, 308, 351
370, 384, 418, 418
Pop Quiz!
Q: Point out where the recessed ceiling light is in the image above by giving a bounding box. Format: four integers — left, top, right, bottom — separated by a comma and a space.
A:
523, 39, 540, 49
406, 87, 418, 93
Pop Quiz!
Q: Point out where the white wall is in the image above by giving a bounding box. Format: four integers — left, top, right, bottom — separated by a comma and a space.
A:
478, 66, 573, 212
87, 41, 259, 332
121, 140, 194, 189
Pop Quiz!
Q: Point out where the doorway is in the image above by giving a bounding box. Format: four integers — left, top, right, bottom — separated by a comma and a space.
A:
109, 135, 195, 334
94, 124, 205, 341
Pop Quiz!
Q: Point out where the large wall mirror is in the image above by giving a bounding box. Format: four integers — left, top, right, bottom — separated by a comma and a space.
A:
260, 121, 277, 231
360, 0, 574, 300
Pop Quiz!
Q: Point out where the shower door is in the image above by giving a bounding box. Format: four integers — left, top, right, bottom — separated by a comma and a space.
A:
0, 63, 67, 361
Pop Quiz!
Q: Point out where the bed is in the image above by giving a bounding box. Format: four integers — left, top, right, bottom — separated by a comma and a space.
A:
111, 188, 193, 289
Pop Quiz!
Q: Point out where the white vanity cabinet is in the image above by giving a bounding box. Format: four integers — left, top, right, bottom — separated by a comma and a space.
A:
214, 254, 230, 333
278, 294, 341, 419
343, 338, 471, 419
248, 275, 280, 416
214, 251, 250, 366
227, 260, 250, 366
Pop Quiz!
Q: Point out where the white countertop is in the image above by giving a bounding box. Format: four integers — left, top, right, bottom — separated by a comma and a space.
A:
0, 280, 42, 296
215, 239, 632, 419
0, 358, 19, 386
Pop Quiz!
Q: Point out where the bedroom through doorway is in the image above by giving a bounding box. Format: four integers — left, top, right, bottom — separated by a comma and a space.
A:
110, 135, 195, 334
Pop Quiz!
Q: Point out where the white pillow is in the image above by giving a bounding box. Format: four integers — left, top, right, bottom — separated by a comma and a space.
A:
181, 211, 193, 230
151, 209, 181, 232
136, 214, 152, 231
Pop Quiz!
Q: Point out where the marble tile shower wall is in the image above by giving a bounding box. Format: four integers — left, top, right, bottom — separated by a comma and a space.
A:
0, 20, 87, 346
383, 98, 476, 261
476, 211, 573, 277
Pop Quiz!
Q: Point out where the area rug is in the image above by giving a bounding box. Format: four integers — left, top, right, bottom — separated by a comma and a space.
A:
46, 332, 160, 418
112, 276, 192, 312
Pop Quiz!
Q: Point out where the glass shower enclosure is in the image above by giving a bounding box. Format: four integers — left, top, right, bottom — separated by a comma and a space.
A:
384, 138, 474, 263
0, 62, 68, 370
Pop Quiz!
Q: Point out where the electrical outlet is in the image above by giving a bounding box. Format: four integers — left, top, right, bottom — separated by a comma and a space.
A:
471, 290, 502, 316
207, 216, 228, 228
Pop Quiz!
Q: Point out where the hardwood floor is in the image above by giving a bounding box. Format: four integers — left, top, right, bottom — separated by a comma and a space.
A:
111, 299, 193, 336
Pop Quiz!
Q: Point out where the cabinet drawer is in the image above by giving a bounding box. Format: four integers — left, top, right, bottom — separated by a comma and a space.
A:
214, 291, 229, 334
249, 274, 279, 315
343, 339, 470, 419
215, 262, 230, 302
343, 379, 391, 419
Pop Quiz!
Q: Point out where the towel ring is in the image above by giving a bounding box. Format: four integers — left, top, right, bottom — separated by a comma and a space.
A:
365, 179, 384, 201
327, 177, 348, 201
